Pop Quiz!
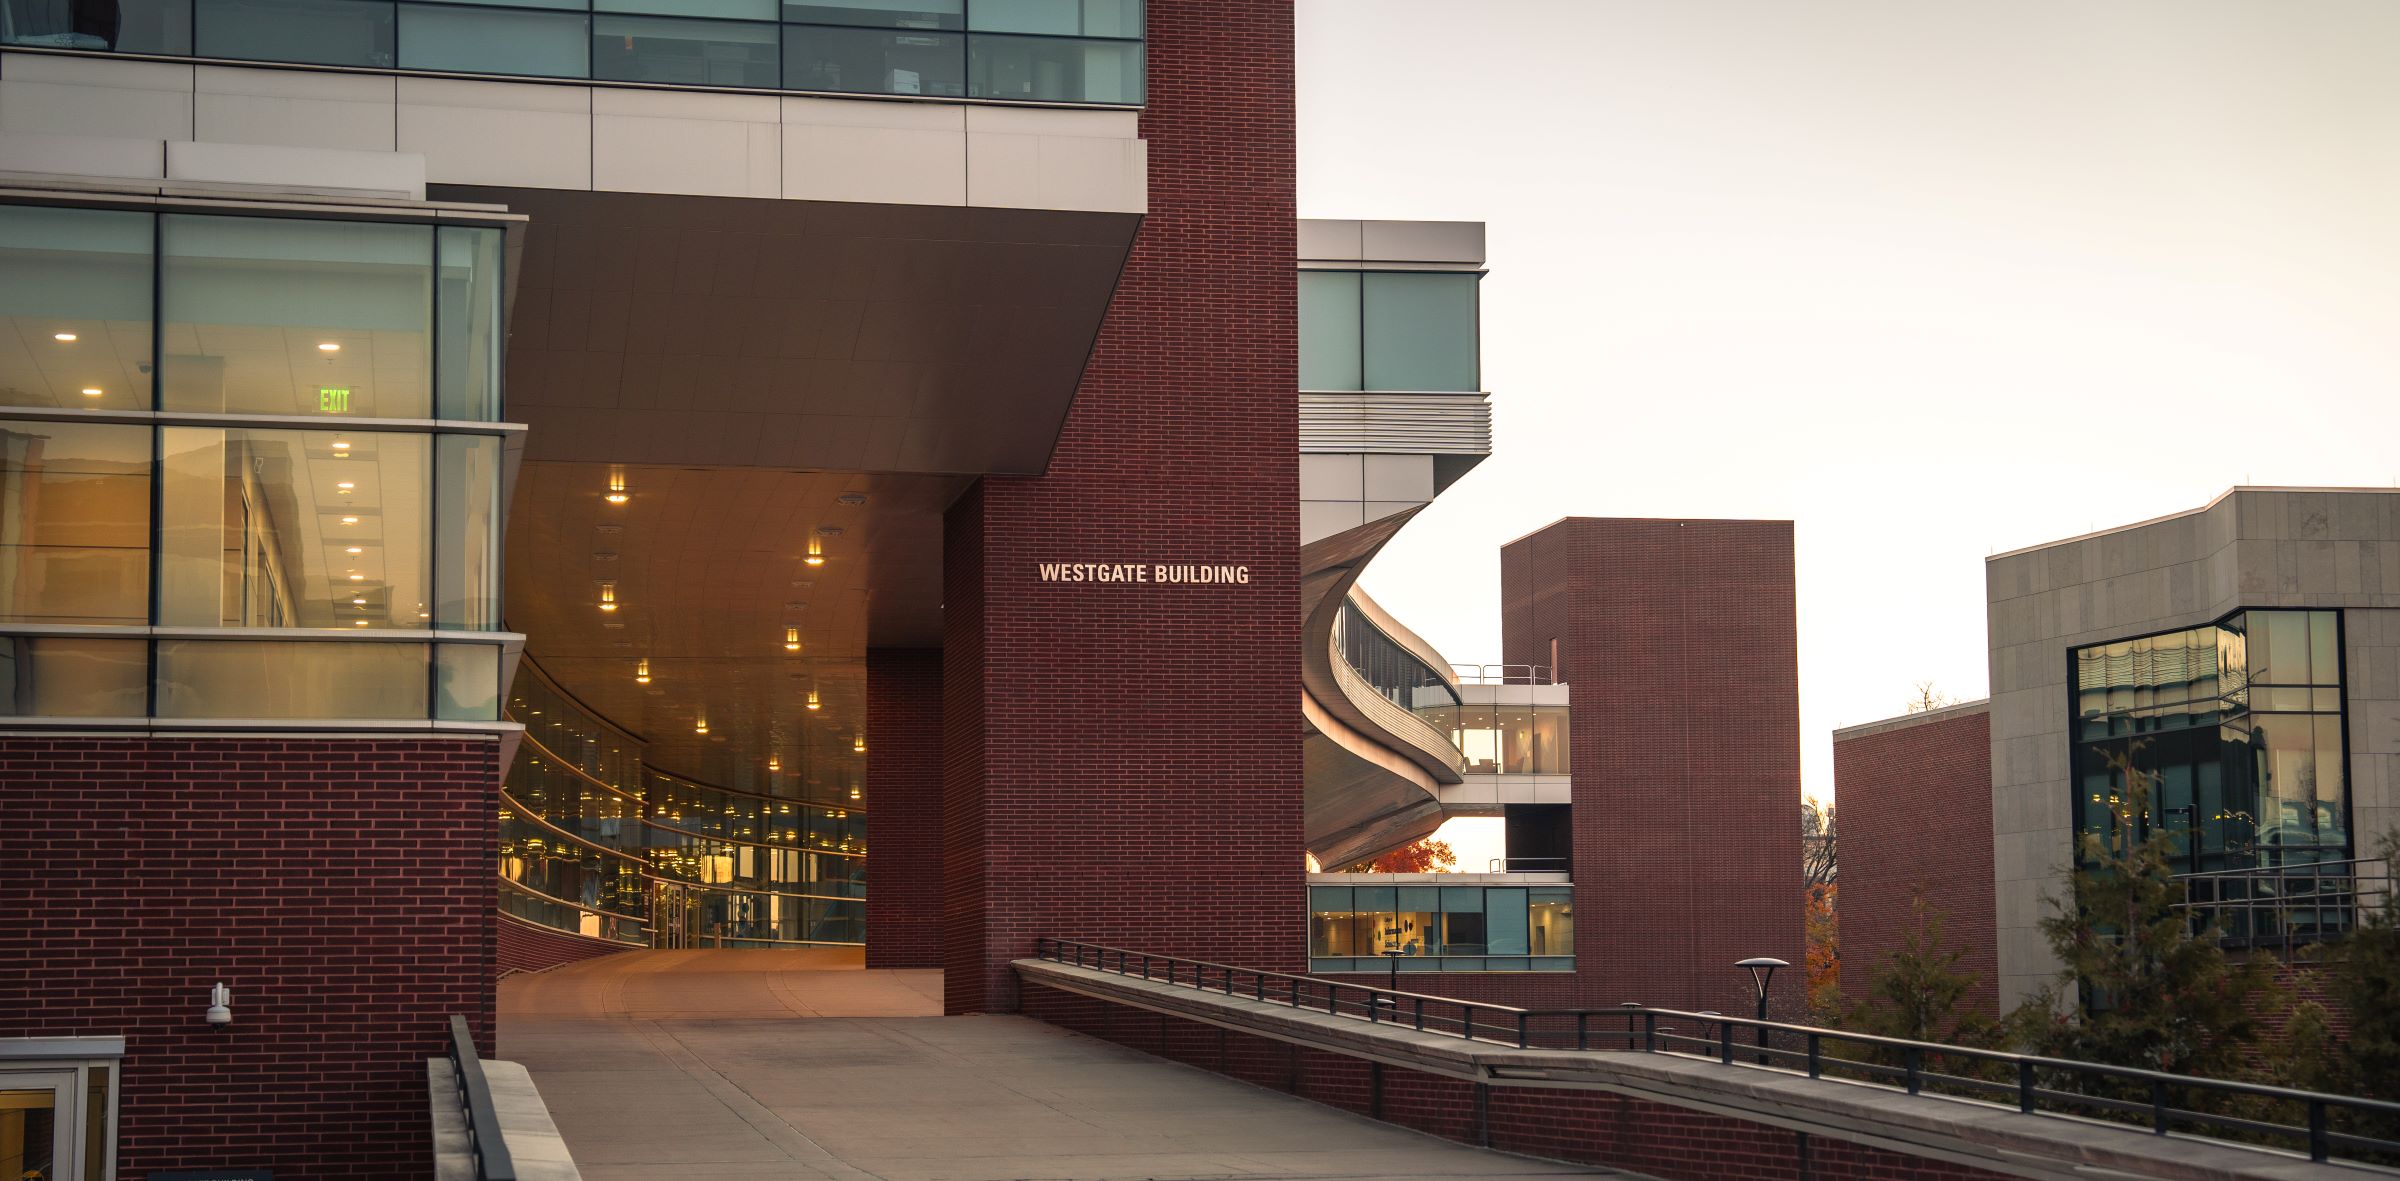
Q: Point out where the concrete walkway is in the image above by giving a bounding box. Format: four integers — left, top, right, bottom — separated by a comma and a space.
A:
499, 951, 1616, 1180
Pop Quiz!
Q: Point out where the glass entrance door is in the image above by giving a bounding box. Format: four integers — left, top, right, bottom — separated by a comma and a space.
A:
0, 1071, 76, 1181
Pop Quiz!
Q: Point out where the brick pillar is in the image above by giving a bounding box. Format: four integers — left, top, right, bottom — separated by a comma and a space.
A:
866, 647, 943, 969
1503, 519, 1807, 1016
939, 0, 1302, 1015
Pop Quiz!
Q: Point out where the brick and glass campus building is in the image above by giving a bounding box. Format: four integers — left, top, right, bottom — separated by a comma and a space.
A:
1836, 487, 2400, 1014
0, 3, 1820, 1175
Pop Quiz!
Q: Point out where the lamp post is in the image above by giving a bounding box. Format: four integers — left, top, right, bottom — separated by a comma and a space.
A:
1381, 923, 1407, 1002
1735, 956, 1788, 1066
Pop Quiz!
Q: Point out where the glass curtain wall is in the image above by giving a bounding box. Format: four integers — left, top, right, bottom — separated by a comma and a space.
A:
2072, 609, 2352, 941
504, 661, 867, 946
1, 0, 1143, 103
1299, 270, 1480, 393
1309, 883, 1573, 973
0, 203, 509, 725
1332, 597, 1457, 713
1447, 701, 1569, 775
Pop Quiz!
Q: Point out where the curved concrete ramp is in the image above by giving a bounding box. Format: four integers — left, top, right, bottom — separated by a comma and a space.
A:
499, 951, 1614, 1180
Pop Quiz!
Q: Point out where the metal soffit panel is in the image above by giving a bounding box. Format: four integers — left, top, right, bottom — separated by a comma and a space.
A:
1298, 393, 1492, 455
505, 460, 963, 789
442, 184, 1139, 476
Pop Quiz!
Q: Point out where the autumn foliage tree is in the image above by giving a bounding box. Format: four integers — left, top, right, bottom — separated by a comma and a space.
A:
1804, 882, 1840, 1019
1341, 837, 1457, 874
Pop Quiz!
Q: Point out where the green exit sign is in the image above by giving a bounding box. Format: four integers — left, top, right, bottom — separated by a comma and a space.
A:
319, 387, 351, 413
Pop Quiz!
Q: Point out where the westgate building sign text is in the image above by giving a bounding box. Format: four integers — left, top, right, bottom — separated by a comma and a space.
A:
1038, 562, 1251, 585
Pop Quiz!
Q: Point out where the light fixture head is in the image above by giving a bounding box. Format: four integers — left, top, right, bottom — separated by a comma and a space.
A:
784, 626, 802, 652
849, 786, 861, 800
205, 982, 233, 1027
351, 597, 367, 606
345, 546, 363, 555
853, 734, 866, 754
335, 481, 355, 491
634, 657, 650, 685
767, 756, 781, 771
806, 690, 820, 711
348, 572, 365, 581
331, 440, 351, 452
597, 581, 618, 612
80, 387, 103, 398
605, 464, 629, 504
353, 619, 370, 627
52, 332, 77, 343
804, 535, 826, 566
340, 515, 359, 525
317, 341, 341, 352
837, 492, 867, 506
695, 717, 708, 735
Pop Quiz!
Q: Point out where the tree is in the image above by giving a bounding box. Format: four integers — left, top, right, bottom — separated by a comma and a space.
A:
1341, 837, 1457, 874
1804, 881, 1841, 1019
1803, 801, 1836, 888
2010, 748, 2287, 1079
1905, 682, 1957, 713
2293, 830, 2400, 1100
1847, 893, 1991, 1044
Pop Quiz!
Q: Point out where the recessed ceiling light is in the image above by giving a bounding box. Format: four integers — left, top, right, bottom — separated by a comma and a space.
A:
349, 573, 365, 581
837, 492, 867, 506
335, 481, 355, 491
353, 619, 370, 627
80, 388, 102, 398
352, 597, 367, 606
52, 332, 76, 343
341, 516, 360, 525
345, 546, 363, 555
317, 342, 341, 352
331, 440, 351, 452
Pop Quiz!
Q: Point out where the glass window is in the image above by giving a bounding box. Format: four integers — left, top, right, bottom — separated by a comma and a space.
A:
968, 32, 1139, 104
436, 642, 500, 720
0, 204, 152, 412
155, 638, 431, 718
158, 427, 431, 630
783, 24, 962, 96
781, 0, 958, 27
1438, 885, 1484, 954
593, 14, 779, 86
1298, 271, 1361, 392
0, 636, 145, 716
1531, 704, 1570, 773
434, 434, 500, 629
195, 0, 394, 67
436, 226, 504, 422
1528, 888, 1573, 956
1393, 886, 1437, 957
162, 215, 433, 419
598, 0, 770, 16
0, 421, 151, 625
968, 0, 1138, 37
399, 4, 589, 77
3, 0, 190, 49
1485, 886, 1528, 955
1362, 272, 1478, 391
1308, 886, 1354, 957
1497, 704, 1533, 774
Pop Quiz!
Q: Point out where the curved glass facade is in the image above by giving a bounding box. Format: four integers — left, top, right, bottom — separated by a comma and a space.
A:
1332, 597, 1457, 713
501, 660, 866, 947
0, 0, 1143, 105
0, 201, 512, 725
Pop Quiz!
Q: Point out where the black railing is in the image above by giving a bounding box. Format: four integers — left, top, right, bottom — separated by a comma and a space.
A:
447, 1015, 517, 1181
1031, 938, 2400, 1167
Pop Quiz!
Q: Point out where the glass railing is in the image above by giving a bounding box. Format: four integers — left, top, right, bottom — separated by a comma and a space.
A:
0, 0, 1144, 106
500, 877, 649, 945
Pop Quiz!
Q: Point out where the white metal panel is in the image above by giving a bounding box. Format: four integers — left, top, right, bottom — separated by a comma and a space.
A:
397, 76, 590, 190
0, 52, 192, 141
593, 87, 779, 199
194, 65, 395, 152
780, 95, 964, 206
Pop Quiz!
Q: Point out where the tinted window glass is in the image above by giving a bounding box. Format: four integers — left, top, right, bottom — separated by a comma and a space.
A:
1297, 271, 1361, 392
593, 14, 779, 86
968, 32, 1138, 103
783, 23, 961, 95
0, 204, 153, 412
155, 638, 431, 718
0, 421, 150, 625
1362, 272, 1477, 391
781, 0, 958, 27
0, 636, 145, 716
398, 4, 589, 76
195, 0, 393, 67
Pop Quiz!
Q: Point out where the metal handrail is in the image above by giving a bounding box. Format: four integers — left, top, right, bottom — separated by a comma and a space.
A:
446, 1015, 517, 1181
1030, 938, 2400, 1166
1485, 857, 1569, 873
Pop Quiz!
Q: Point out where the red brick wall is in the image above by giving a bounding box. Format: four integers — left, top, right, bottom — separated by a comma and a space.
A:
0, 736, 499, 1180
940, 0, 1302, 1013
1461, 518, 1807, 1017
867, 647, 943, 969
1833, 707, 1998, 1018
498, 913, 633, 978
1022, 983, 2012, 1181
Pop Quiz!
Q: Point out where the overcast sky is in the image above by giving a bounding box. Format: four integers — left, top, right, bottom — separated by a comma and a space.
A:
1300, 0, 2400, 821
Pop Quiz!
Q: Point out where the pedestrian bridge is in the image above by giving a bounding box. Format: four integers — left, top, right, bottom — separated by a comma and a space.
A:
495, 950, 1614, 1180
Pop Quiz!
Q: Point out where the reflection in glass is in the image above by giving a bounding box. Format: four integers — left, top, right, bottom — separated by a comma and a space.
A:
1298, 271, 1361, 392
1362, 272, 1478, 391
155, 639, 431, 718
0, 421, 150, 625
435, 434, 500, 629
784, 24, 963, 95
162, 215, 432, 418
781, 0, 960, 27
0, 204, 152, 412
1306, 882, 1573, 970
593, 14, 778, 86
399, 4, 589, 76
1, 0, 191, 49
0, 1086, 58, 1181
968, 32, 1140, 103
195, 0, 393, 67
435, 642, 500, 720
0, 636, 145, 717
158, 427, 430, 630
436, 226, 505, 422
967, 0, 1137, 36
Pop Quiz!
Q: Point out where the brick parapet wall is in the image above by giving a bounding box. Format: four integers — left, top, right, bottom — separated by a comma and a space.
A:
942, 0, 1303, 1012
1833, 706, 1999, 1017
497, 913, 634, 978
866, 647, 943, 969
1021, 983, 2011, 1181
0, 735, 499, 1179
1496, 518, 1808, 1017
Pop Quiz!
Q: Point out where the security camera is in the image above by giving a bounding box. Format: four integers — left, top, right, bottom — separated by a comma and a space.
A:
205, 982, 232, 1027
